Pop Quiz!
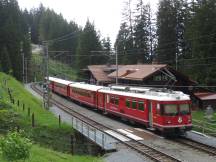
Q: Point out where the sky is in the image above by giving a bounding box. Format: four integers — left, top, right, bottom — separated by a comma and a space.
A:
17, 0, 159, 45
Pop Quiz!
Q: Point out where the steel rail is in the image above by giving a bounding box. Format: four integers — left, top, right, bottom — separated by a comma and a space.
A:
174, 137, 216, 156
31, 83, 181, 162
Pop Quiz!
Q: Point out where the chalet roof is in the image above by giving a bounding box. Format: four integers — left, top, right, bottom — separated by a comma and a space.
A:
194, 92, 216, 101
87, 65, 123, 82
108, 64, 168, 81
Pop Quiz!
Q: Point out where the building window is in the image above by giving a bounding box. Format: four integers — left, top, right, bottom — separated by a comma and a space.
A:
153, 74, 169, 81
138, 102, 144, 111
153, 75, 161, 81
132, 100, 137, 109
162, 75, 168, 81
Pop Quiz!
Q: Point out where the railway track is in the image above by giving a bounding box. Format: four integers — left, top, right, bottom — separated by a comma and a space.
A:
175, 137, 216, 156
31, 83, 181, 162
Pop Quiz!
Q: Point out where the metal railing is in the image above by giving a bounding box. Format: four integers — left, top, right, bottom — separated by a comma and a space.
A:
193, 119, 216, 136
71, 116, 117, 151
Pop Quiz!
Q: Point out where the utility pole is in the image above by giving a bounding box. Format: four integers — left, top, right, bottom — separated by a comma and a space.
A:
43, 42, 50, 110
115, 47, 118, 85
20, 42, 25, 84
25, 58, 28, 83
176, 12, 179, 70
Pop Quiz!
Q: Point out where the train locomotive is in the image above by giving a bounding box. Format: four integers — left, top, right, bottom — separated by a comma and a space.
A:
48, 77, 192, 134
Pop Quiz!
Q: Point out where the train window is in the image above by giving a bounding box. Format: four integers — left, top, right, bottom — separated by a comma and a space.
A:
179, 104, 190, 115
163, 104, 178, 116
126, 99, 130, 108
115, 98, 119, 105
156, 104, 161, 115
138, 102, 144, 111
132, 100, 137, 109
110, 96, 115, 104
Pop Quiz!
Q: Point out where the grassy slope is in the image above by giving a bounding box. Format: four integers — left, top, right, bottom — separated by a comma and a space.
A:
192, 110, 216, 131
0, 145, 101, 162
32, 53, 77, 81
0, 72, 101, 162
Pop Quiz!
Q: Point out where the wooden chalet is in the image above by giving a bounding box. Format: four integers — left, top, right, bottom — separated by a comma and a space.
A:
192, 92, 216, 110
108, 64, 196, 94
84, 65, 123, 85
84, 64, 216, 109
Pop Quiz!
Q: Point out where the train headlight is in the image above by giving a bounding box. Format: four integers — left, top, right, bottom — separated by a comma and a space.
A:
166, 120, 171, 124
178, 117, 183, 123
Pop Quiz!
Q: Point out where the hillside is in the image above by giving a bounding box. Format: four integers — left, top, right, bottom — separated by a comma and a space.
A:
0, 72, 101, 162
31, 49, 77, 82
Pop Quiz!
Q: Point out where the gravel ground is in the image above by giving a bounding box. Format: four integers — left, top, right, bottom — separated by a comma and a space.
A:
25, 84, 216, 162
104, 145, 152, 162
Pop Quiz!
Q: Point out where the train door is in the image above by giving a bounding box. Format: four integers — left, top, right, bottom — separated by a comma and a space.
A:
148, 100, 153, 127
104, 94, 110, 113
97, 92, 105, 110
67, 86, 70, 97
104, 94, 107, 113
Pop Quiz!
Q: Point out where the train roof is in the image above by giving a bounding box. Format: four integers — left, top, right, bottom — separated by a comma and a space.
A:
69, 82, 103, 91
99, 86, 190, 101
48, 77, 74, 85
49, 77, 190, 101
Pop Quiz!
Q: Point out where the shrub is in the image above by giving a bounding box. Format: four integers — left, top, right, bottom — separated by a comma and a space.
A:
0, 109, 20, 132
0, 131, 32, 162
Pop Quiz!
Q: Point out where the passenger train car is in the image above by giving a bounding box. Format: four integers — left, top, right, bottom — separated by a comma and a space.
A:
48, 77, 192, 134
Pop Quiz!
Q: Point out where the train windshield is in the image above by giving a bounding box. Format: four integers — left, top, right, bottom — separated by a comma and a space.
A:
163, 104, 178, 116
161, 104, 190, 116
179, 104, 190, 115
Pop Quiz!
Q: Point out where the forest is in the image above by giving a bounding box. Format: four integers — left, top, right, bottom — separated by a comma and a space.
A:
0, 0, 216, 87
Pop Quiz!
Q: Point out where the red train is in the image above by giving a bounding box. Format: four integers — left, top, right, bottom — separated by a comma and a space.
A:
48, 77, 192, 134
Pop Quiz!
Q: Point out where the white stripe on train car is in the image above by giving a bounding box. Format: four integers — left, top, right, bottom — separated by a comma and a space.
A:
69, 82, 103, 92
48, 77, 74, 85
99, 88, 190, 101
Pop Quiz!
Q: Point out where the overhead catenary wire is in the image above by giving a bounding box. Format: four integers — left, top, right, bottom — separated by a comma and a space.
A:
42, 31, 79, 44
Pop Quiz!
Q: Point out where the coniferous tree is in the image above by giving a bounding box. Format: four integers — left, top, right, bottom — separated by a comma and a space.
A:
102, 37, 111, 52
156, 0, 177, 65
156, 0, 187, 67
115, 0, 136, 64
133, 1, 150, 63
0, 46, 12, 74
75, 20, 103, 69
0, 0, 29, 80
185, 0, 216, 85
115, 22, 131, 64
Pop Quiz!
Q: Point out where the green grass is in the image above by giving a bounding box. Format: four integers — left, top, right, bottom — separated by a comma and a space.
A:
0, 72, 102, 161
31, 53, 77, 81
192, 110, 216, 135
0, 145, 102, 162
192, 110, 216, 122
